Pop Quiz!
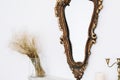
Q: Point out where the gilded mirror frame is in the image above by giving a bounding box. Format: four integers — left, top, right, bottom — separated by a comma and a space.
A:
55, 0, 103, 80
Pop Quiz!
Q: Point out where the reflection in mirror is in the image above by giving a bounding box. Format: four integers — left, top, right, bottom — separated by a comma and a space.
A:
65, 0, 93, 62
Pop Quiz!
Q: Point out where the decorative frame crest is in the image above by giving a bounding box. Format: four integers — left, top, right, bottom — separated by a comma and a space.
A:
55, 0, 103, 80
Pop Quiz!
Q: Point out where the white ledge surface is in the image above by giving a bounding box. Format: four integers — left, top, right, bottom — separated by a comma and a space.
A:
29, 75, 70, 80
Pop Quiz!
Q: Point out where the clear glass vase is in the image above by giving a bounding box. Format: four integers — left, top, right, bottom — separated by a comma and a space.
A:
28, 58, 45, 79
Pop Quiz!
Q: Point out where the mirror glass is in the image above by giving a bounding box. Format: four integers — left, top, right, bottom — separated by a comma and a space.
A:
65, 0, 93, 62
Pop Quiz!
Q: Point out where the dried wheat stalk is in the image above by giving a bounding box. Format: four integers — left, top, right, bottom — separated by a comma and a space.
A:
10, 33, 45, 77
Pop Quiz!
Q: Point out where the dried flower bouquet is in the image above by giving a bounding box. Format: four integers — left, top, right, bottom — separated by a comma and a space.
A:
10, 33, 45, 77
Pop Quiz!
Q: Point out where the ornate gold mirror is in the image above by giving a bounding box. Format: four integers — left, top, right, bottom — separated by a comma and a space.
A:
55, 0, 103, 80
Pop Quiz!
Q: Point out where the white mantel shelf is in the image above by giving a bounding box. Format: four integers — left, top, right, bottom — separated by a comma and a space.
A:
29, 75, 70, 80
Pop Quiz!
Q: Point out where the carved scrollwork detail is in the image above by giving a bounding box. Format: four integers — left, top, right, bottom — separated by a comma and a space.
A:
55, 0, 103, 80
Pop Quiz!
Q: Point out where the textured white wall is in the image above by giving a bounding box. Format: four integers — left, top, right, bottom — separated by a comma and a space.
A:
0, 0, 120, 80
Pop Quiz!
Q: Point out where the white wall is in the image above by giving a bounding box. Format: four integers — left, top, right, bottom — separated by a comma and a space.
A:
0, 0, 120, 80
